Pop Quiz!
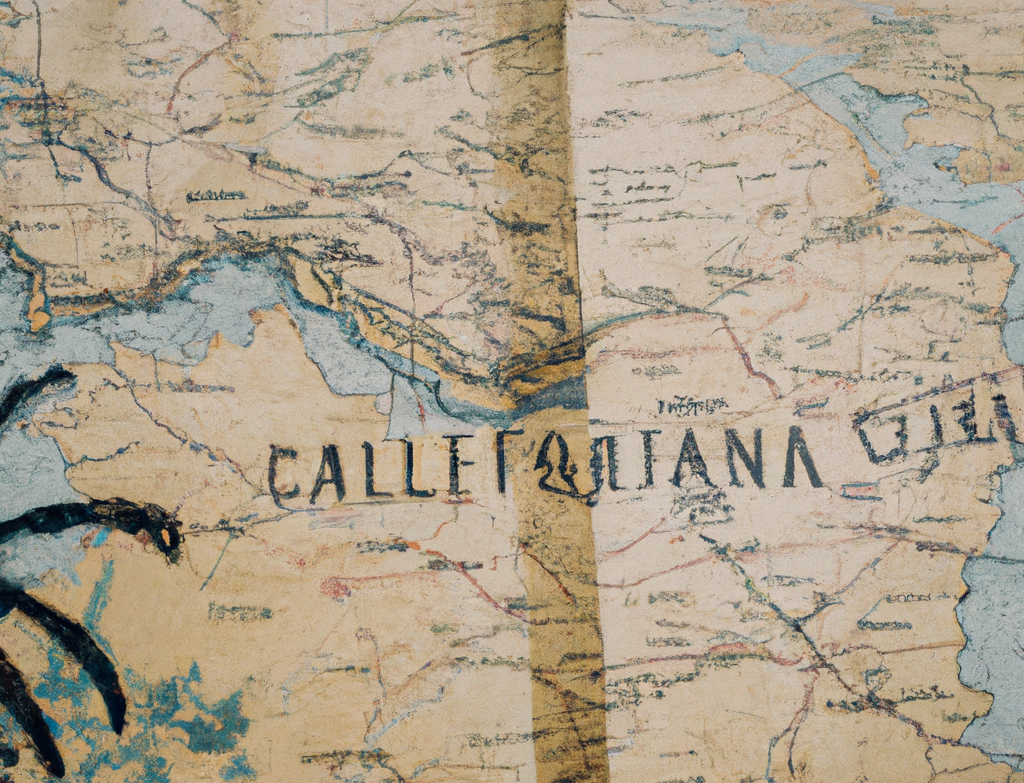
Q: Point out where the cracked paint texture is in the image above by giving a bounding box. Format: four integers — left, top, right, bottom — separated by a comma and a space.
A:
1, 0, 1024, 781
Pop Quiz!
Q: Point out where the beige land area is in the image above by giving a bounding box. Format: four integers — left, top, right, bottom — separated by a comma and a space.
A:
0, 0, 1023, 781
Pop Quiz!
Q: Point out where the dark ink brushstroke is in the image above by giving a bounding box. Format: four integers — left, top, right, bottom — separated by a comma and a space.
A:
0, 499, 180, 776
0, 368, 185, 775
0, 365, 75, 433
0, 647, 63, 777
4, 592, 125, 734
0, 499, 181, 561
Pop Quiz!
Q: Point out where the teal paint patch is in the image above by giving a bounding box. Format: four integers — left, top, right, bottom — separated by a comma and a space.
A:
220, 751, 257, 781
6, 640, 251, 782
171, 669, 249, 754
74, 659, 249, 781
32, 646, 93, 739
83, 559, 115, 634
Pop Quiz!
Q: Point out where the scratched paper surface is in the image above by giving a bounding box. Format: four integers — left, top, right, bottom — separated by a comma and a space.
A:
1, 0, 1024, 781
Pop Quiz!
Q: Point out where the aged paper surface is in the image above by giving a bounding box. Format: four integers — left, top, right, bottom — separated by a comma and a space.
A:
1, 0, 1024, 781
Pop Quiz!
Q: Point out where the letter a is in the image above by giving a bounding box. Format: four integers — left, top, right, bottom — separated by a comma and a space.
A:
672, 429, 715, 487
310, 445, 346, 504
782, 426, 823, 488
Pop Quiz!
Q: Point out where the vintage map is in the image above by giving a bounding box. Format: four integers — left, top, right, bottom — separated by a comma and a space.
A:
1, 0, 1024, 781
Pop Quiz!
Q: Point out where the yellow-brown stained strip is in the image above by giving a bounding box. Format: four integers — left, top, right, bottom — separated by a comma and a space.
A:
470, 1, 608, 780
509, 413, 610, 783
471, 0, 586, 403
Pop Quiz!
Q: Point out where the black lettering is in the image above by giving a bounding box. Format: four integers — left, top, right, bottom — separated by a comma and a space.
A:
268, 445, 301, 507
362, 442, 392, 498
930, 404, 943, 448
496, 429, 524, 495
953, 393, 977, 440
310, 445, 345, 504
640, 430, 660, 489
856, 415, 908, 464
403, 440, 436, 498
672, 429, 714, 488
953, 391, 994, 442
783, 426, 822, 488
725, 429, 764, 488
534, 431, 587, 500
993, 394, 1020, 443
590, 436, 625, 494
445, 435, 474, 495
